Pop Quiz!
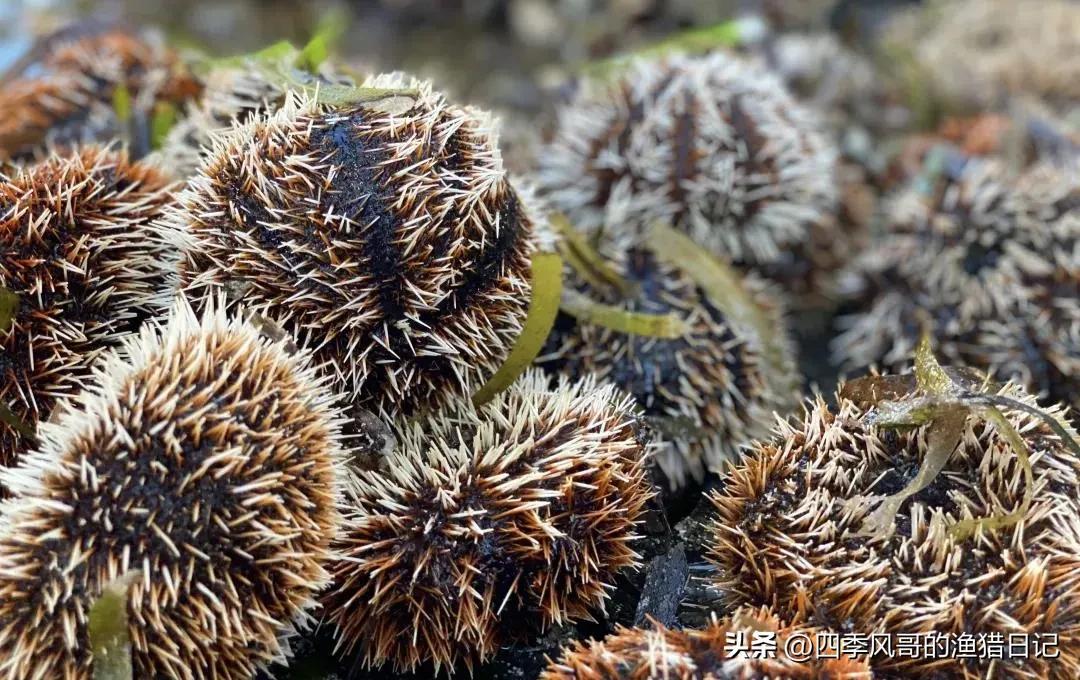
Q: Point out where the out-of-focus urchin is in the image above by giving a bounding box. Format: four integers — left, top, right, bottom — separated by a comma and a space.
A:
0, 28, 199, 160
0, 147, 171, 470
541, 607, 871, 680
707, 386, 1080, 678
539, 242, 798, 489
324, 370, 653, 673
162, 76, 549, 418
979, 163, 1080, 411
157, 56, 356, 179
537, 52, 841, 300
885, 0, 1080, 114
768, 32, 900, 136
0, 295, 348, 679
834, 159, 1078, 410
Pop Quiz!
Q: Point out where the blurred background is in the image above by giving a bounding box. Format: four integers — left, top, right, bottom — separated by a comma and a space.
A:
0, 0, 915, 119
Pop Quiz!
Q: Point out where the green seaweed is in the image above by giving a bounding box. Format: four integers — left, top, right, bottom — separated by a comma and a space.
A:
89, 572, 139, 680
560, 288, 689, 339
111, 84, 132, 123
472, 252, 564, 406
295, 10, 349, 72
854, 331, 1050, 541
551, 214, 636, 297
149, 102, 177, 150
581, 18, 755, 80
307, 85, 419, 111
0, 287, 16, 334
647, 223, 792, 389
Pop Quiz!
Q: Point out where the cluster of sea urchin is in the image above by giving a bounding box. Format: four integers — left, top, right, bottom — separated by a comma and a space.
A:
0, 296, 348, 679
708, 386, 1080, 678
539, 239, 797, 489
0, 146, 171, 470
537, 51, 841, 300
834, 159, 1079, 409
324, 370, 652, 673
162, 75, 548, 418
541, 606, 871, 680
0, 27, 199, 160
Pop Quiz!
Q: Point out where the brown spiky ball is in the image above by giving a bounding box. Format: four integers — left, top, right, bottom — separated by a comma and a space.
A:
325, 370, 652, 673
163, 77, 548, 418
834, 160, 1078, 409
0, 296, 347, 679
0, 147, 171, 470
542, 606, 872, 680
537, 52, 840, 299
539, 242, 797, 489
708, 386, 1080, 678
0, 28, 199, 160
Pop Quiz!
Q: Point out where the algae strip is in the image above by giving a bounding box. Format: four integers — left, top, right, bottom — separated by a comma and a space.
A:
472, 252, 564, 405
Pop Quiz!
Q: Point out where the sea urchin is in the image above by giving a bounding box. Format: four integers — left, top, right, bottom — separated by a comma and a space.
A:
0, 146, 171, 470
0, 296, 348, 679
540, 235, 797, 488
538, 51, 840, 299
164, 78, 548, 418
708, 384, 1080, 678
325, 370, 653, 673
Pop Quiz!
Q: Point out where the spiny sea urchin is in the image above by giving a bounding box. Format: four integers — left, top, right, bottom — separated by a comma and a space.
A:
163, 76, 549, 418
541, 606, 871, 680
707, 385, 1080, 678
539, 236, 797, 489
324, 370, 652, 673
0, 295, 348, 680
834, 159, 1078, 408
0, 27, 199, 160
537, 51, 840, 300
978, 163, 1080, 411
0, 146, 171, 470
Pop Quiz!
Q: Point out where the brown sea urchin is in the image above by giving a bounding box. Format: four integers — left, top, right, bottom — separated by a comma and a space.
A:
0, 27, 199, 160
163, 79, 547, 418
537, 52, 840, 299
325, 370, 652, 673
541, 607, 871, 680
0, 147, 171, 470
0, 296, 348, 679
540, 239, 797, 488
708, 385, 1080, 678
